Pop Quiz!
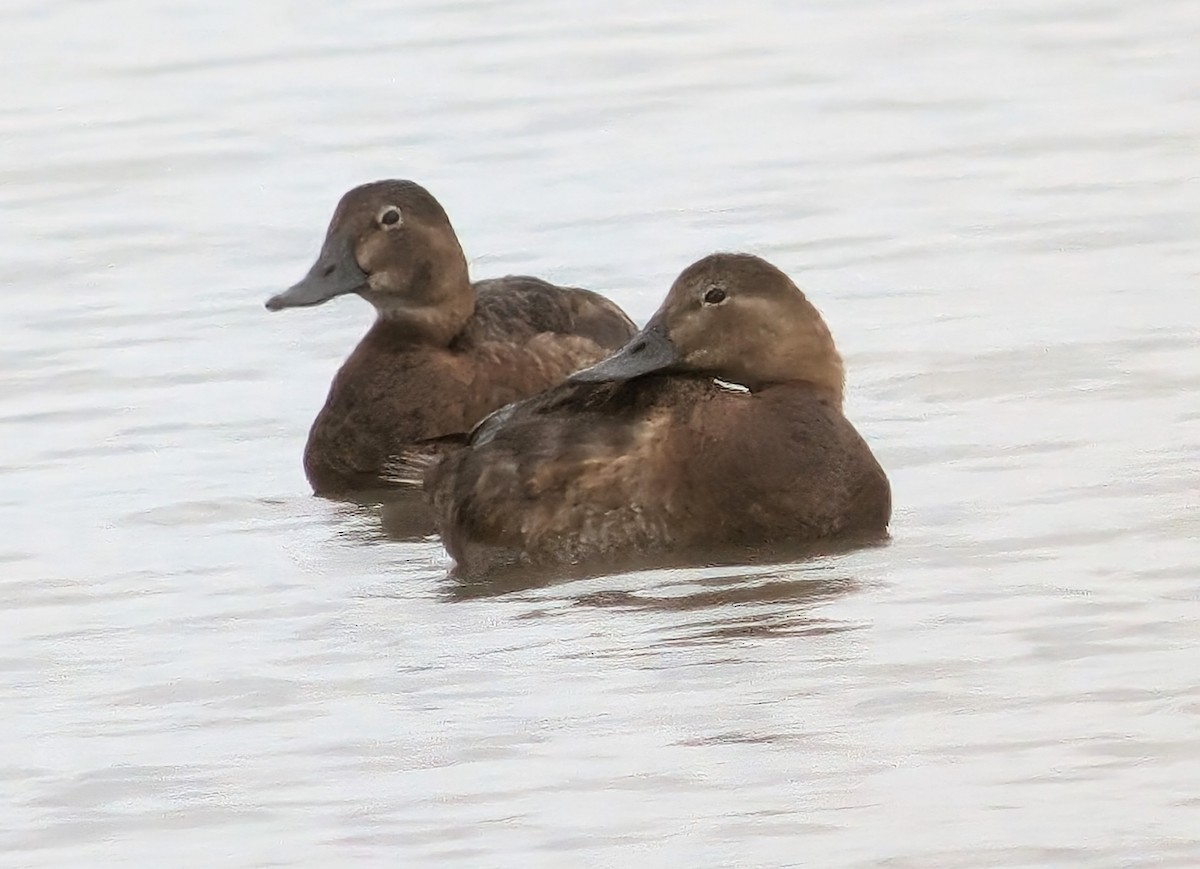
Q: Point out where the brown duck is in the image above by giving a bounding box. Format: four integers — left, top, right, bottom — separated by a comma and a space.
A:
265, 179, 637, 495
419, 252, 892, 575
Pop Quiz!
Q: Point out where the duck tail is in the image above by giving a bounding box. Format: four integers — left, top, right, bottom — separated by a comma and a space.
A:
380, 433, 470, 487
380, 453, 432, 487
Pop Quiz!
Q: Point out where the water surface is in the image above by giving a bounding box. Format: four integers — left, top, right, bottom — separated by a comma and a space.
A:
2, 0, 1198, 866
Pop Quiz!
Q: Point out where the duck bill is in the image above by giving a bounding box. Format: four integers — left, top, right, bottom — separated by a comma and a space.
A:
570, 320, 679, 383
265, 235, 368, 311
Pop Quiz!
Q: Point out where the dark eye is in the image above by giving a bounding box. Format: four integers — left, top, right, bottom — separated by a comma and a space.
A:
703, 287, 727, 305
378, 206, 402, 228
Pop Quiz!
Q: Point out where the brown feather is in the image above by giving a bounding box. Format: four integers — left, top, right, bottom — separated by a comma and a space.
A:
268, 179, 637, 495
426, 253, 891, 576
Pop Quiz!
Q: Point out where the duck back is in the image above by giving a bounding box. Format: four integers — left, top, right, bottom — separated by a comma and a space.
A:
304, 277, 635, 495
467, 277, 637, 350
429, 376, 891, 574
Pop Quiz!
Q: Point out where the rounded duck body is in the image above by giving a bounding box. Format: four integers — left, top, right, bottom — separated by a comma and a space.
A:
424, 252, 892, 576
265, 179, 637, 495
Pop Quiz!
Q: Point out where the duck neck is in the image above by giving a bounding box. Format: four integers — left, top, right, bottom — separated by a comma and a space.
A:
777, 301, 845, 408
368, 255, 475, 346
802, 357, 845, 408
782, 342, 844, 409
739, 320, 845, 408
748, 361, 844, 409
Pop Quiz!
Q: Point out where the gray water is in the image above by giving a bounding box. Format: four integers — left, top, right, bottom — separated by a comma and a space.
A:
3, 1, 1199, 866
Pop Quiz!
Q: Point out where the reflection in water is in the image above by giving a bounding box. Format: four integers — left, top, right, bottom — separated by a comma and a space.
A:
573, 571, 863, 646
376, 490, 439, 541
443, 559, 865, 652
438, 535, 886, 599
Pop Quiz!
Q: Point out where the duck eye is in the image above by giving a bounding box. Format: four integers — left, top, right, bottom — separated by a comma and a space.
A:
703, 287, 727, 305
378, 206, 402, 228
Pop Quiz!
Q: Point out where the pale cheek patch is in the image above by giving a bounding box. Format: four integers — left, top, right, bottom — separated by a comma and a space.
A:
740, 296, 783, 330
359, 234, 395, 282
741, 295, 827, 348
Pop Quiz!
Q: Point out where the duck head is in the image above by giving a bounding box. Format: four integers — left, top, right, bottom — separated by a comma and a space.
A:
571, 253, 844, 405
266, 180, 473, 344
